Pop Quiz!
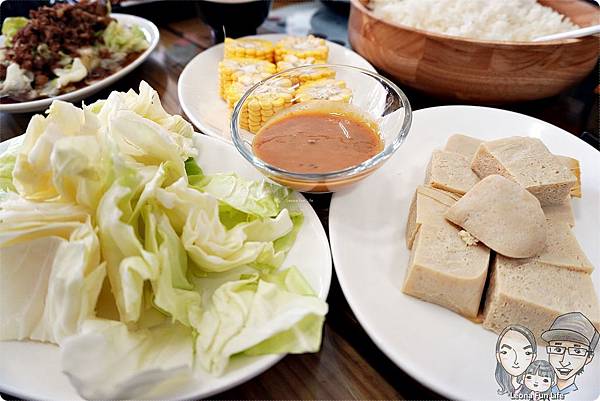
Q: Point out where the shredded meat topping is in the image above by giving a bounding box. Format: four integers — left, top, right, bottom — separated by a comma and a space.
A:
5, 0, 114, 86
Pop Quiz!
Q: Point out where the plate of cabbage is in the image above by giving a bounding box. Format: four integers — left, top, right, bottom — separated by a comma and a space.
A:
0, 82, 331, 400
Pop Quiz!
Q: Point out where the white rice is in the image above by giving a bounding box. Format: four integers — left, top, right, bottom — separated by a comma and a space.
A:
370, 0, 579, 41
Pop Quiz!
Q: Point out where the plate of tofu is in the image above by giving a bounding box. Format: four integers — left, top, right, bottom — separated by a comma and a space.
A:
329, 105, 599, 401
177, 34, 375, 143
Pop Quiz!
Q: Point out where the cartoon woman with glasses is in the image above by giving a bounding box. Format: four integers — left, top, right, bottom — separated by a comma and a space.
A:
520, 360, 557, 400
495, 325, 537, 396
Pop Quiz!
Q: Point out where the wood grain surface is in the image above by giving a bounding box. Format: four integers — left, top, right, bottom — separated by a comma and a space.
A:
348, 0, 600, 103
0, 2, 598, 399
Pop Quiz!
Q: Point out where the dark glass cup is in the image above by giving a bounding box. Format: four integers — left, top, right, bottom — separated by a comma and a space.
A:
196, 0, 273, 43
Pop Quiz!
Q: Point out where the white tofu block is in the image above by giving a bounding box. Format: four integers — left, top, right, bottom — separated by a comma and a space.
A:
542, 198, 575, 227
483, 255, 600, 342
405, 185, 459, 249
425, 150, 480, 195
444, 134, 484, 159
402, 222, 491, 318
471, 137, 577, 206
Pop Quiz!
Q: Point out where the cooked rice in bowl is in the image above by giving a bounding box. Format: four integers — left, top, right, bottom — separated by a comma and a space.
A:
370, 0, 579, 41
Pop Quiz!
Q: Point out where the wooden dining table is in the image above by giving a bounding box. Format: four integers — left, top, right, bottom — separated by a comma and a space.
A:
0, 1, 598, 399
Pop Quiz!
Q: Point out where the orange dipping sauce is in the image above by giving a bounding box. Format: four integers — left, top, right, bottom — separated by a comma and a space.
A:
252, 101, 383, 174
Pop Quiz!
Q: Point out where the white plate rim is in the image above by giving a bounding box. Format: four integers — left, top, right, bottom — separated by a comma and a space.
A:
0, 131, 332, 400
0, 13, 160, 114
329, 105, 600, 400
177, 33, 376, 143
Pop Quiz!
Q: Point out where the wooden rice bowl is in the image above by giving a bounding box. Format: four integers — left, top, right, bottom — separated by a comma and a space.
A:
348, 0, 600, 103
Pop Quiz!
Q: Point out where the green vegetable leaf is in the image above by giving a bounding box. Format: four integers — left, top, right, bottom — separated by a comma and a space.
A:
1, 17, 28, 46
196, 173, 292, 218
102, 21, 149, 54
184, 157, 208, 188
96, 174, 160, 323
194, 269, 327, 374
0, 214, 105, 344
0, 147, 17, 193
53, 58, 88, 88
61, 319, 195, 400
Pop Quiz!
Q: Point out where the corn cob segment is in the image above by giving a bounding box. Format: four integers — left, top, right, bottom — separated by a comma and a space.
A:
274, 35, 329, 63
295, 79, 352, 103
224, 73, 271, 108
276, 55, 335, 85
224, 38, 275, 62
229, 77, 295, 133
218, 58, 276, 99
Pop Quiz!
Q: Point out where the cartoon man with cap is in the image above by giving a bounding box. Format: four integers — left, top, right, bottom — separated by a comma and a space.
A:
542, 312, 599, 396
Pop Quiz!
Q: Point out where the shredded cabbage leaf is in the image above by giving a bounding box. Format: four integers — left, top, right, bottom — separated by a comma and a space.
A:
0, 63, 32, 96
53, 57, 88, 88
0, 81, 327, 399
1, 17, 29, 46
102, 21, 149, 54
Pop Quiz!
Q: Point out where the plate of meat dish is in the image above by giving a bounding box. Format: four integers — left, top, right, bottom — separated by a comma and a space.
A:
0, 0, 159, 113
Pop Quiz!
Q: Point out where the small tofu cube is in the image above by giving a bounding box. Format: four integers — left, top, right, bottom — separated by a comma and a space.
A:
402, 223, 491, 318
405, 186, 459, 249
425, 150, 480, 195
444, 134, 484, 159
471, 137, 576, 206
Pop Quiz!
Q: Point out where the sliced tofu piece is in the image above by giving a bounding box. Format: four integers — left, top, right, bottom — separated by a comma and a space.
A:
542, 198, 575, 227
444, 134, 484, 159
471, 137, 577, 206
405, 186, 459, 249
424, 150, 480, 195
557, 155, 582, 198
403, 222, 491, 318
482, 255, 600, 342
485, 220, 592, 273
445, 175, 547, 258
536, 220, 593, 273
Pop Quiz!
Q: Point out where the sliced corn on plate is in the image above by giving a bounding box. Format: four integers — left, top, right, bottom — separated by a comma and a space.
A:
224, 37, 275, 62
224, 72, 273, 108
276, 55, 335, 85
274, 35, 329, 63
295, 79, 352, 103
237, 77, 295, 133
218, 58, 276, 98
218, 36, 342, 134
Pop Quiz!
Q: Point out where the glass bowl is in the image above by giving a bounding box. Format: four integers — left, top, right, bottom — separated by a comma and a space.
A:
231, 64, 412, 193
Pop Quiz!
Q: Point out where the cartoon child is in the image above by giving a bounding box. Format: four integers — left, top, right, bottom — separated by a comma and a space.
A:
519, 360, 557, 400
541, 312, 599, 396
495, 325, 537, 396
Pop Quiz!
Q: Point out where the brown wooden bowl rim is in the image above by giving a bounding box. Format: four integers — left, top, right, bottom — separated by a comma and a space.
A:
351, 0, 599, 48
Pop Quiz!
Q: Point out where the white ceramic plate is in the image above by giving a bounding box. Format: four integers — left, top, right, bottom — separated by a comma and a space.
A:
0, 133, 332, 400
177, 33, 376, 143
329, 106, 600, 401
0, 14, 159, 114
